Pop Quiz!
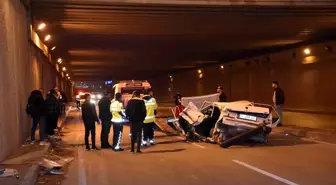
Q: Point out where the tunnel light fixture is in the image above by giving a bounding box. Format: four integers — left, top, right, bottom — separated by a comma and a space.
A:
62, 67, 66, 71
220, 65, 224, 69
68, 76, 71, 80
169, 75, 174, 82
57, 58, 62, 64
303, 48, 311, 55
44, 34, 51, 41
51, 46, 56, 51
198, 69, 202, 74
38, 23, 46, 30
66, 73, 69, 77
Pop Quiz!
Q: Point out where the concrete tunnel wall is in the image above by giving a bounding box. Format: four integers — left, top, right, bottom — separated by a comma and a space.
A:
150, 41, 336, 130
0, 0, 73, 161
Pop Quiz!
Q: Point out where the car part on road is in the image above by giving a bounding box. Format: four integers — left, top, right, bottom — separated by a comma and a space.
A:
41, 159, 62, 171
48, 170, 65, 175
0, 168, 19, 179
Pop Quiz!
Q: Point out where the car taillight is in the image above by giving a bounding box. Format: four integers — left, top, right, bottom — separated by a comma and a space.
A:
229, 112, 237, 118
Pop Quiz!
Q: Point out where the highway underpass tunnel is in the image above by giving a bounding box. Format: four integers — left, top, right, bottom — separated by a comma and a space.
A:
1, 0, 336, 161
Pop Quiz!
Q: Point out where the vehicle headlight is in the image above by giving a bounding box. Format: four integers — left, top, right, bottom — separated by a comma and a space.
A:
91, 95, 96, 99
97, 94, 102, 99
90, 100, 96, 104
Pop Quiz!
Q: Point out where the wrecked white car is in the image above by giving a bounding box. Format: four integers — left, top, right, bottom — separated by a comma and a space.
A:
174, 101, 280, 148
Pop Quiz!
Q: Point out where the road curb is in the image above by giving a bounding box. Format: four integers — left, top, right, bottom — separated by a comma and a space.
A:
19, 143, 50, 185
19, 106, 72, 185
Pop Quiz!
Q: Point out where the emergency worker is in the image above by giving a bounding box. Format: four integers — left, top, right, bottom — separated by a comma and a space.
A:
110, 93, 126, 151
126, 90, 147, 153
142, 89, 158, 146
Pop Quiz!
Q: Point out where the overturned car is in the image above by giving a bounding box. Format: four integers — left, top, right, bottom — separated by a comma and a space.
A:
172, 101, 280, 148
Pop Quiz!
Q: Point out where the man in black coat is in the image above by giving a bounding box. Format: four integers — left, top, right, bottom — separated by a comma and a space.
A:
45, 89, 61, 137
126, 90, 147, 153
82, 94, 100, 151
98, 92, 112, 148
27, 90, 45, 142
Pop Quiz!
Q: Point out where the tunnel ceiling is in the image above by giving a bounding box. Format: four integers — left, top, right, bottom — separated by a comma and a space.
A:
31, 0, 336, 81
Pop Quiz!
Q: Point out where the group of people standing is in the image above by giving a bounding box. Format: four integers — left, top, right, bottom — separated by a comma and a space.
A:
81, 89, 157, 153
26, 86, 68, 144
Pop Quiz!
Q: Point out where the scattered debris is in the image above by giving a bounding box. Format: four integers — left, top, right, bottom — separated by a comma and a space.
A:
41, 159, 62, 171
0, 168, 5, 174
0, 168, 19, 179
40, 155, 73, 175
56, 157, 74, 167
49, 170, 64, 175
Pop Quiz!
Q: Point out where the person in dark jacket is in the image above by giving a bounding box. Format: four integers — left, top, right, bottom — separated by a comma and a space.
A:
98, 92, 112, 148
217, 86, 227, 102
272, 81, 285, 127
27, 90, 45, 142
82, 93, 100, 151
174, 92, 182, 106
59, 91, 67, 114
126, 90, 147, 153
45, 89, 61, 137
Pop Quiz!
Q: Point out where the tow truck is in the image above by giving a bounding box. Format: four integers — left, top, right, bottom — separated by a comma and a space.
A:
112, 80, 151, 107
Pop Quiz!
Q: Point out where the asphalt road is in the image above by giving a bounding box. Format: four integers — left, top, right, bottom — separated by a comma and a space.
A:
59, 109, 336, 185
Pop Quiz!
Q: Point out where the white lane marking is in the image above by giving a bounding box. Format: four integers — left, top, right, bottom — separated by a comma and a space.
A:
78, 147, 87, 185
191, 143, 206, 149
233, 160, 299, 185
177, 136, 206, 148
301, 138, 336, 147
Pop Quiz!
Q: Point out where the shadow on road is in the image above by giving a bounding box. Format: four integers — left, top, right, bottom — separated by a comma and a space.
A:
230, 133, 317, 149
144, 148, 185, 154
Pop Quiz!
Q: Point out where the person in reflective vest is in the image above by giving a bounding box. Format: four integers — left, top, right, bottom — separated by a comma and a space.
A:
110, 93, 126, 151
142, 88, 158, 146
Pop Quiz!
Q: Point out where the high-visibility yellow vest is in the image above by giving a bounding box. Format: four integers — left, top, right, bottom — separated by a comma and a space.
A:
143, 95, 158, 123
110, 100, 124, 123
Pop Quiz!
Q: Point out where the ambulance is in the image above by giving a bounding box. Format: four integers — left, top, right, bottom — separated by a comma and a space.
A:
112, 80, 151, 107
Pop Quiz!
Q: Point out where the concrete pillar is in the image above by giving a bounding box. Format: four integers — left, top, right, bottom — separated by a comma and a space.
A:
0, 0, 32, 161
0, 0, 66, 161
